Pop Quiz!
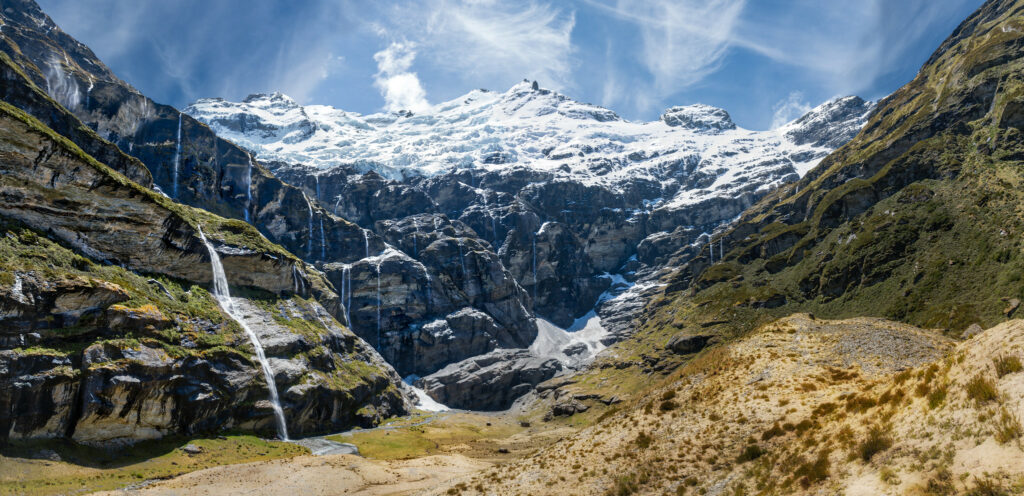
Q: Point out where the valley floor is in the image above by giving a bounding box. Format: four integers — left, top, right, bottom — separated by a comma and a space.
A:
5, 314, 1024, 496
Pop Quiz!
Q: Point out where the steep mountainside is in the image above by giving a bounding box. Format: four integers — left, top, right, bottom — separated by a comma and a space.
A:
185, 76, 872, 407
0, 2, 406, 444
640, 0, 1024, 346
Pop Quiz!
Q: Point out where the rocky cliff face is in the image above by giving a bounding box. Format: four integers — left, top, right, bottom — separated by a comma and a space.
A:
0, 3, 408, 442
184, 77, 873, 408
0, 0, 875, 411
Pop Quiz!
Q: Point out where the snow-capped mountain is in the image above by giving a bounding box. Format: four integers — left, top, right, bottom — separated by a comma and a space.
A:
185, 81, 874, 409
186, 81, 872, 211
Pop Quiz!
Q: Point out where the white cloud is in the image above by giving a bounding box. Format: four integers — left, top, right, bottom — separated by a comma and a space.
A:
584, 0, 745, 113
373, 42, 430, 113
770, 91, 812, 129
381, 0, 575, 92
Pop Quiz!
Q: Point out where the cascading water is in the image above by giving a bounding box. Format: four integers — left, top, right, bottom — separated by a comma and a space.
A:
532, 233, 538, 302
339, 265, 351, 326
363, 230, 370, 258
375, 261, 382, 348
458, 238, 467, 276
305, 195, 314, 258
197, 228, 288, 440
85, 76, 93, 109
244, 154, 253, 224
315, 174, 320, 199
412, 220, 419, 257
173, 113, 182, 199
319, 217, 326, 261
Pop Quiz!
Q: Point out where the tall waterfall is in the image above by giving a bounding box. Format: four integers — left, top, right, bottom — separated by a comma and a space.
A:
532, 233, 538, 302
319, 217, 326, 261
339, 265, 351, 326
197, 228, 288, 440
412, 219, 419, 257
458, 238, 467, 276
244, 154, 253, 224
375, 261, 382, 348
173, 113, 182, 199
363, 230, 370, 258
305, 196, 314, 258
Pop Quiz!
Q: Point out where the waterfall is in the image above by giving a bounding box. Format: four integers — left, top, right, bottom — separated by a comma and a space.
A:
412, 220, 419, 257
173, 113, 182, 199
375, 261, 382, 348
85, 76, 93, 109
319, 217, 326, 261
314, 174, 320, 200
491, 212, 498, 247
244, 154, 253, 224
43, 57, 80, 110
425, 271, 432, 313
532, 233, 538, 302
458, 238, 467, 276
709, 240, 714, 263
305, 196, 314, 259
197, 228, 288, 440
363, 230, 370, 258
334, 196, 341, 216
340, 265, 351, 326
346, 266, 352, 323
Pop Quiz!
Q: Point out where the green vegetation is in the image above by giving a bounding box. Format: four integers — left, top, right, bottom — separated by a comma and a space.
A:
325, 414, 523, 461
966, 375, 1000, 404
993, 355, 1023, 378
857, 427, 892, 462
0, 435, 306, 496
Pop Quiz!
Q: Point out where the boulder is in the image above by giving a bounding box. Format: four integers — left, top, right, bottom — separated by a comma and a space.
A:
666, 334, 718, 355
417, 349, 562, 411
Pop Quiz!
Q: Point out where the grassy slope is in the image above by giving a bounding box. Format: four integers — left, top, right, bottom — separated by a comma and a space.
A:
431, 316, 1024, 495
638, 0, 1024, 348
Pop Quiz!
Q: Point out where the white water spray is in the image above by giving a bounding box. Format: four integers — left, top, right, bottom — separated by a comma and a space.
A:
376, 261, 382, 348
319, 217, 326, 261
244, 154, 253, 223
458, 238, 467, 276
532, 233, 538, 302
197, 228, 288, 440
173, 113, 182, 199
363, 230, 370, 258
305, 195, 314, 258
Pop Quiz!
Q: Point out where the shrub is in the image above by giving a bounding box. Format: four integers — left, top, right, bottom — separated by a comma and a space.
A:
993, 355, 1022, 378
607, 468, 650, 496
634, 432, 653, 449
736, 444, 764, 463
793, 450, 830, 488
858, 427, 893, 462
928, 384, 948, 410
994, 407, 1023, 444
966, 474, 1011, 496
660, 400, 678, 412
662, 390, 677, 401
762, 423, 785, 441
966, 375, 999, 404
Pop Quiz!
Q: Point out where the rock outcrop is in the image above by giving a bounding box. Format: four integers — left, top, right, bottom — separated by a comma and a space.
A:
417, 349, 562, 411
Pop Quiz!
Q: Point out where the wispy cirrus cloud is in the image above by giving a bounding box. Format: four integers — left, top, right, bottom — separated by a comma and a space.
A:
377, 0, 575, 96
770, 91, 812, 129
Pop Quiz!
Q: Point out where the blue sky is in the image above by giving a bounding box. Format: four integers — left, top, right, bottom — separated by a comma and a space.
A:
38, 0, 983, 130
